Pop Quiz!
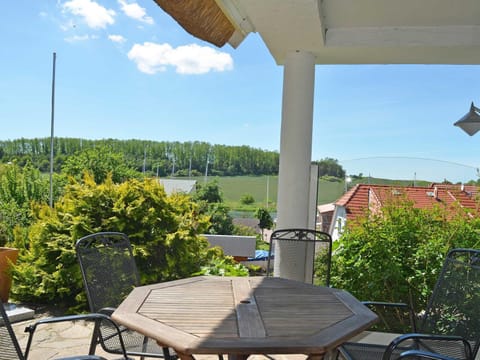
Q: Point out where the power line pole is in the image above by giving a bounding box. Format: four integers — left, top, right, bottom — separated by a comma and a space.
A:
49, 52, 56, 208
143, 146, 147, 174
204, 148, 212, 183
204, 153, 209, 183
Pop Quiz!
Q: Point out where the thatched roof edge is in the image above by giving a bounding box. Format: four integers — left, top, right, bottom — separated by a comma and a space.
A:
153, 0, 235, 47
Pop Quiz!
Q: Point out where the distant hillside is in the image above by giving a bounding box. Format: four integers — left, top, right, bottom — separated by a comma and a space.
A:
0, 137, 435, 209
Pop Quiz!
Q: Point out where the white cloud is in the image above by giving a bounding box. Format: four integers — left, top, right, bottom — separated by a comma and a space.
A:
108, 34, 126, 43
127, 42, 234, 75
118, 0, 153, 24
62, 0, 115, 29
65, 34, 98, 42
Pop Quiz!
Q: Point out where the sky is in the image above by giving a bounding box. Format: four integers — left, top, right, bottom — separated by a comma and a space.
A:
2, 1, 480, 183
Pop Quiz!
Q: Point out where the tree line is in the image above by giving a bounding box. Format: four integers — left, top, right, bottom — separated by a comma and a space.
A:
0, 138, 280, 177
0, 138, 347, 179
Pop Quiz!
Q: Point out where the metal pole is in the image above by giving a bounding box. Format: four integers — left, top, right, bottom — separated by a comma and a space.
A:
49, 52, 56, 208
143, 146, 146, 174
204, 153, 209, 183
189, 143, 193, 178
204, 148, 210, 183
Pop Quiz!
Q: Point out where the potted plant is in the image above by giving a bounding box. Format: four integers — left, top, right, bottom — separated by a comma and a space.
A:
0, 247, 19, 303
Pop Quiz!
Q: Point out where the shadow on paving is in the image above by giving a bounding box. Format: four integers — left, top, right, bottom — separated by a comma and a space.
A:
11, 316, 308, 360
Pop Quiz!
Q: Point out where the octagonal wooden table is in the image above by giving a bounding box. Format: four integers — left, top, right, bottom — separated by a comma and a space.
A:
112, 276, 377, 360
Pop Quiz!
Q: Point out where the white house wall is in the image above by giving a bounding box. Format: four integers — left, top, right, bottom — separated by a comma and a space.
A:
330, 205, 347, 241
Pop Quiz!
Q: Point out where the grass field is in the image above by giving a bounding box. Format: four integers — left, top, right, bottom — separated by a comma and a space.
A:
194, 175, 428, 214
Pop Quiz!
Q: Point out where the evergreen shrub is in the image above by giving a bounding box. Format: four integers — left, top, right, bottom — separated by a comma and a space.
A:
10, 174, 224, 309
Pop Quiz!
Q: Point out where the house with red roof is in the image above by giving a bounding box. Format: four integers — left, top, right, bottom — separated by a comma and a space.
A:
325, 183, 479, 241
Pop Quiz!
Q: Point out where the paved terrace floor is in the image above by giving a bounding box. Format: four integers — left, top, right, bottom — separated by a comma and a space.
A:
10, 315, 312, 360
11, 312, 394, 359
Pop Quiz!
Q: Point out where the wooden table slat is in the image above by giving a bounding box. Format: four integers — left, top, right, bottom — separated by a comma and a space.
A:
112, 276, 378, 358
232, 278, 266, 338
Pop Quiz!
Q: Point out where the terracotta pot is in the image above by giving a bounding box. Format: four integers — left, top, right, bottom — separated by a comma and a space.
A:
0, 247, 19, 303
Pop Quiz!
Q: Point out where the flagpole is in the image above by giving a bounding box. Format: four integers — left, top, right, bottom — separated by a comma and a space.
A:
49, 52, 56, 208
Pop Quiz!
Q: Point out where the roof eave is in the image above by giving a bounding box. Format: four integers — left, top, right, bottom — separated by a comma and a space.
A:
152, 0, 236, 47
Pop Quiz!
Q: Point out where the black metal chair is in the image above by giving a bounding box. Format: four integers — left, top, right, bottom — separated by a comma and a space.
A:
0, 300, 130, 360
75, 232, 175, 360
339, 248, 480, 360
266, 228, 332, 286
397, 350, 458, 360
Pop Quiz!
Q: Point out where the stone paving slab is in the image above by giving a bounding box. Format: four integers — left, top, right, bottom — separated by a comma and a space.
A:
13, 318, 113, 359
11, 316, 308, 360
5, 303, 35, 323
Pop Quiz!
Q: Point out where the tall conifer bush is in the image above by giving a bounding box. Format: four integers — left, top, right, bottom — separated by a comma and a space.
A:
11, 174, 216, 308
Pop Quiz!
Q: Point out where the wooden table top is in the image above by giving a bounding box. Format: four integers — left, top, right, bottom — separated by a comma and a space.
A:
112, 276, 377, 358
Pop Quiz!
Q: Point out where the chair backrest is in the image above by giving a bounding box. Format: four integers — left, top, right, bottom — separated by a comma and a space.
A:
76, 232, 140, 312
0, 302, 25, 360
421, 248, 480, 357
266, 228, 332, 286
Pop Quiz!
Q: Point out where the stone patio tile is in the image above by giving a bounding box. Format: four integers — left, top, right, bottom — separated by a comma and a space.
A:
10, 317, 311, 360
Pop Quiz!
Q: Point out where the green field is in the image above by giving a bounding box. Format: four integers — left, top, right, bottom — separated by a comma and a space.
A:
194, 175, 430, 214
193, 176, 278, 211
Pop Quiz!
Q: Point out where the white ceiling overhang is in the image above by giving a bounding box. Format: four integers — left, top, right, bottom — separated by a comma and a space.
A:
216, 0, 480, 65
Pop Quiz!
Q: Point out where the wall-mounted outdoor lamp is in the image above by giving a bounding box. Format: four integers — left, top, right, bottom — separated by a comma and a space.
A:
454, 102, 480, 136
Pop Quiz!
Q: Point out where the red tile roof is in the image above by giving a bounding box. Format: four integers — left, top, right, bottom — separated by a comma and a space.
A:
335, 183, 479, 221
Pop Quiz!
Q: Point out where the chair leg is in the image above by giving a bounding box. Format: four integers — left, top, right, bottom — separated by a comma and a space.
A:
139, 335, 149, 360
163, 346, 173, 360
89, 320, 101, 355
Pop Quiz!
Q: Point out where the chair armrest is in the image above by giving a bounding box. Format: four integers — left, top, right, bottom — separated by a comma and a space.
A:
23, 313, 130, 359
97, 307, 116, 316
24, 313, 114, 331
362, 301, 416, 332
383, 333, 473, 360
397, 349, 458, 360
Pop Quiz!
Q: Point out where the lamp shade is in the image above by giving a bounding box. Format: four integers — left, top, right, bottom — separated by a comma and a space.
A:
454, 102, 480, 136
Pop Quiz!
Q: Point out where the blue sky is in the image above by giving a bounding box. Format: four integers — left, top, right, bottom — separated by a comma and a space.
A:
2, 0, 480, 183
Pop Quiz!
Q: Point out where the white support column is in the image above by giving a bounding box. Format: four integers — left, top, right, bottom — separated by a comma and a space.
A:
274, 50, 315, 282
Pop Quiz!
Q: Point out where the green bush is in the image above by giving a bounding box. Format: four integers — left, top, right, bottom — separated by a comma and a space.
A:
320, 175, 342, 182
194, 180, 224, 203
233, 224, 258, 236
0, 162, 51, 246
10, 173, 219, 309
331, 196, 480, 314
254, 207, 273, 231
196, 255, 249, 277
193, 180, 234, 235
240, 193, 255, 205
61, 146, 139, 184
